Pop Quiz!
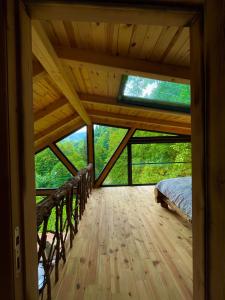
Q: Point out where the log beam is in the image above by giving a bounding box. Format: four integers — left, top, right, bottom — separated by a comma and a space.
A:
95, 128, 136, 187
56, 46, 190, 84
32, 20, 91, 124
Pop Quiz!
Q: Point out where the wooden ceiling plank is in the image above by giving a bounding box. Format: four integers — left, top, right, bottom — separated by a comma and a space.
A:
34, 97, 69, 122
35, 113, 78, 141
56, 46, 190, 83
27, 3, 198, 27
32, 20, 91, 124
35, 117, 84, 152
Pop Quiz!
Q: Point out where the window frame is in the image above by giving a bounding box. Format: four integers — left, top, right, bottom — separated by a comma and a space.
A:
118, 75, 191, 114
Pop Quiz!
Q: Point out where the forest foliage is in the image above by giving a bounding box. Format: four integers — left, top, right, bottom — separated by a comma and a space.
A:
35, 126, 191, 189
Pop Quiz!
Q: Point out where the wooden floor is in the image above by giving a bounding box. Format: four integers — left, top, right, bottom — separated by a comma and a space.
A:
52, 186, 193, 300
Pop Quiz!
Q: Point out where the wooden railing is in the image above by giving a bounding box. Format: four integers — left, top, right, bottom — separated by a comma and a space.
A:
36, 164, 93, 300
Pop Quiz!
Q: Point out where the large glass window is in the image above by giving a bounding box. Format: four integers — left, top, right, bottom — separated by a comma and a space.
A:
132, 142, 191, 184
119, 75, 190, 113
35, 148, 72, 189
56, 126, 87, 170
94, 125, 128, 178
133, 129, 176, 138
103, 148, 128, 185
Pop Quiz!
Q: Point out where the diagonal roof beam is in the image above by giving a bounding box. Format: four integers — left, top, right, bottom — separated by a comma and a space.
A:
56, 46, 190, 84
32, 20, 91, 124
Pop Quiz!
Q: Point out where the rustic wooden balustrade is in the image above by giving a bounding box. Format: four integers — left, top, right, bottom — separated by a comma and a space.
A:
36, 164, 93, 300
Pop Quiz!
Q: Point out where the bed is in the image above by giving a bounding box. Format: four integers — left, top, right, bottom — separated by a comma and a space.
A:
154, 176, 192, 222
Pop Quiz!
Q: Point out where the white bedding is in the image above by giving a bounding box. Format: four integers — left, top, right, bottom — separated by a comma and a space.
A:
155, 176, 192, 220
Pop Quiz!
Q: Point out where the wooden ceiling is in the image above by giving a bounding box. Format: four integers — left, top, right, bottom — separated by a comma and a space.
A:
30, 2, 196, 152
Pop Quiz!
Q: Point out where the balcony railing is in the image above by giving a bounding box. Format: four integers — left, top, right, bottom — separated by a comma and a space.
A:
36, 164, 93, 300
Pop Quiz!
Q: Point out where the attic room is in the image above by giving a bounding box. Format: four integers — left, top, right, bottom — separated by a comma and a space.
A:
1, 1, 225, 300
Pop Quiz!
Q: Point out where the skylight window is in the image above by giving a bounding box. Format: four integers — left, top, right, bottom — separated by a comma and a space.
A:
119, 75, 191, 113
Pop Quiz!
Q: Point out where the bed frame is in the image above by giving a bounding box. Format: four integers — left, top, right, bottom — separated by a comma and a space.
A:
154, 188, 192, 223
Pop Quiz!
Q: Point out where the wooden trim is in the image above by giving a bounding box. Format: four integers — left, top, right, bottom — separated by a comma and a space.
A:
34, 97, 69, 122
35, 118, 84, 152
80, 94, 190, 118
204, 1, 225, 298
35, 113, 78, 141
27, 2, 197, 26
49, 143, 78, 176
88, 109, 191, 131
56, 46, 190, 84
91, 116, 190, 135
32, 20, 91, 124
36, 189, 56, 196
190, 15, 206, 300
0, 1, 37, 298
95, 128, 135, 187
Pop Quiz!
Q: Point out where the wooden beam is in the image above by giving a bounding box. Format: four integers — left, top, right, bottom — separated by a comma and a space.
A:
32, 20, 91, 124
35, 113, 78, 141
49, 143, 78, 176
80, 94, 190, 119
91, 116, 191, 135
190, 16, 205, 300
35, 118, 84, 152
95, 128, 136, 187
88, 109, 191, 130
33, 59, 46, 82
34, 97, 69, 122
204, 0, 225, 298
87, 125, 94, 164
56, 46, 190, 84
27, 2, 197, 26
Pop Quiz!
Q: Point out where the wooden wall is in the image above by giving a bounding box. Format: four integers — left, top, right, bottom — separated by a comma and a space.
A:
0, 1, 38, 299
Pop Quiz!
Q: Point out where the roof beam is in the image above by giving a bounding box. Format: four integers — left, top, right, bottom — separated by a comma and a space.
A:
91, 116, 190, 135
56, 46, 190, 84
34, 97, 69, 122
88, 109, 190, 131
27, 3, 197, 26
95, 128, 136, 187
35, 113, 78, 141
32, 20, 91, 124
35, 118, 84, 152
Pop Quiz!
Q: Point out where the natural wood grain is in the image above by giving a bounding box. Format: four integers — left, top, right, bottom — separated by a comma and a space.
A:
32, 20, 91, 124
50, 186, 192, 300
190, 16, 205, 300
95, 128, 135, 187
27, 3, 197, 26
56, 46, 190, 83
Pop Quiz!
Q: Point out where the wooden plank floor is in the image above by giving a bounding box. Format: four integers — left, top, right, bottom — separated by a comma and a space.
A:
52, 186, 193, 300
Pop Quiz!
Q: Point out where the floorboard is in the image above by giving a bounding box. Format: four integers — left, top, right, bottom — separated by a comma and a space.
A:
51, 186, 192, 300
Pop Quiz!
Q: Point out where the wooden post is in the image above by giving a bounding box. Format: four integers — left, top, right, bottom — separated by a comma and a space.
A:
204, 0, 225, 298
0, 1, 37, 299
87, 125, 95, 185
49, 143, 78, 176
190, 15, 206, 300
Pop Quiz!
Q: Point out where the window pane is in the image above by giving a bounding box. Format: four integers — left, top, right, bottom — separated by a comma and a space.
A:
133, 130, 176, 138
94, 125, 128, 179
103, 148, 128, 185
35, 148, 72, 188
56, 126, 87, 170
132, 143, 191, 184
123, 76, 190, 104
